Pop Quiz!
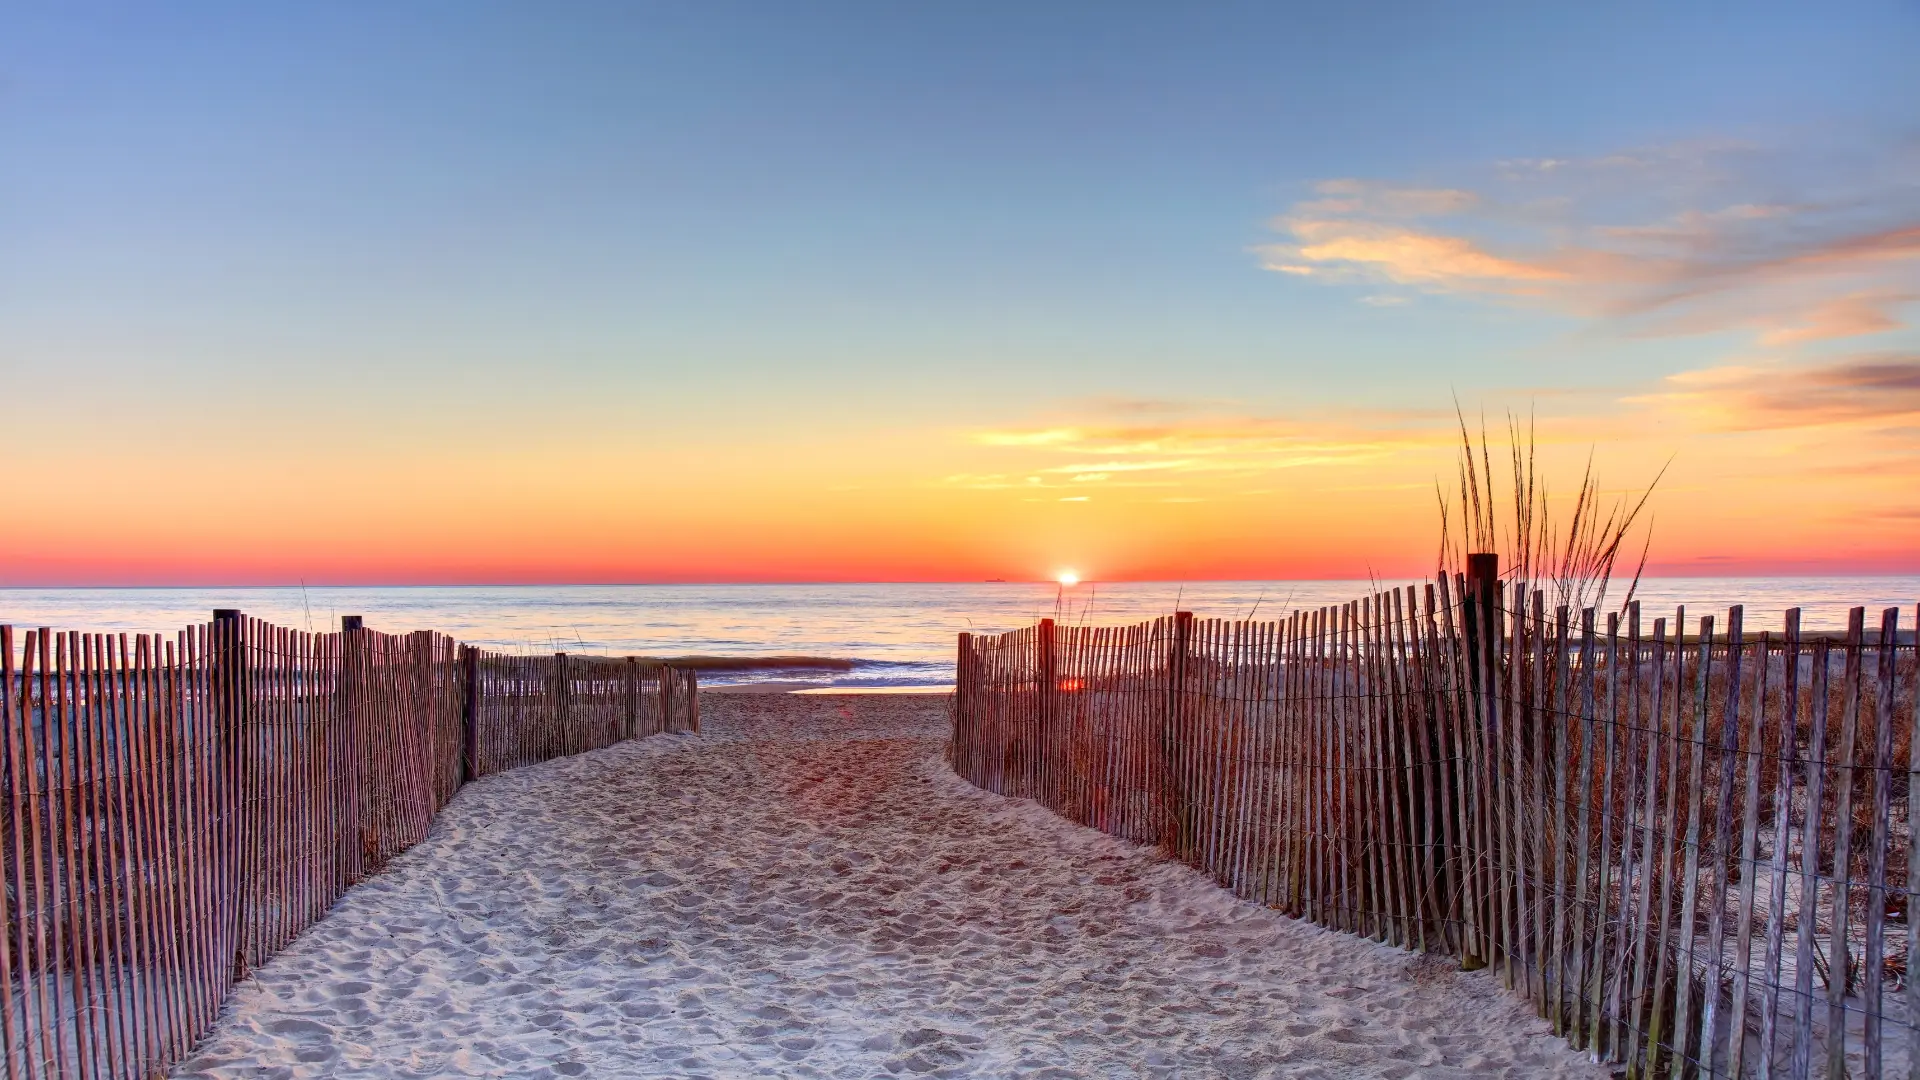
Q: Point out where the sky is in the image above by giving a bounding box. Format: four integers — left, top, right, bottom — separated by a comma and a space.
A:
2, 1, 1917, 584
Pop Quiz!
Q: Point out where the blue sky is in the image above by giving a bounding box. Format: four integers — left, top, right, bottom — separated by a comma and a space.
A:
2, 2, 1917, 582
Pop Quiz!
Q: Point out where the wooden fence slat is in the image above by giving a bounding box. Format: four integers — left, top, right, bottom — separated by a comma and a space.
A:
1729, 627, 1773, 1080
1369, 595, 1397, 942
1487, 588, 1516, 990
1276, 612, 1301, 914
1644, 612, 1683, 1073
1567, 609, 1600, 1050
1588, 610, 1621, 1057
1908, 604, 1920, 1080
1361, 597, 1393, 941
52, 632, 95, 1080
1435, 576, 1484, 964
1700, 607, 1746, 1075
1604, 603, 1644, 1056
1863, 608, 1899, 1080
29, 630, 64, 1080
1383, 593, 1410, 942
1760, 612, 1804, 1080
1390, 592, 1422, 946
1791, 630, 1833, 1079
1416, 586, 1458, 953
104, 635, 149, 1073
1527, 591, 1550, 1012
0, 626, 28, 1080
1309, 608, 1326, 928
1667, 614, 1716, 1079
1826, 609, 1867, 1080
1398, 587, 1437, 951
1340, 603, 1359, 935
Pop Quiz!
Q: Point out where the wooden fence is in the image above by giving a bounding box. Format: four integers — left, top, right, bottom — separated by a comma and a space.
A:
953, 577, 1920, 1079
0, 612, 697, 1080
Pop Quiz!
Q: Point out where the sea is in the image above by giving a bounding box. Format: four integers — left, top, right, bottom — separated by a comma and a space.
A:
2, 578, 1916, 689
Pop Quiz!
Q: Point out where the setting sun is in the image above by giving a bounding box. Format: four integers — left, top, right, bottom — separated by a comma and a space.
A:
1057, 570, 1080, 587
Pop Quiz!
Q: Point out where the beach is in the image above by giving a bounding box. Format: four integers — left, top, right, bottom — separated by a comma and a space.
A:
175, 692, 1605, 1079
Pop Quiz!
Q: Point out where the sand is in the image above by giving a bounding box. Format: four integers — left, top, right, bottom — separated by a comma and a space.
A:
174, 694, 1606, 1079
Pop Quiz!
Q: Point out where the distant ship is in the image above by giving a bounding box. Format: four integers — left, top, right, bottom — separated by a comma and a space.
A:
984, 578, 1006, 583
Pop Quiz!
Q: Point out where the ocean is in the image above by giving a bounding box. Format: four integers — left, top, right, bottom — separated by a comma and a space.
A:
2, 578, 1916, 688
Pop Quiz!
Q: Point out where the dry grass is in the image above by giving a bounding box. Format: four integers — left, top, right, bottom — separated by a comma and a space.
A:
1436, 406, 1664, 616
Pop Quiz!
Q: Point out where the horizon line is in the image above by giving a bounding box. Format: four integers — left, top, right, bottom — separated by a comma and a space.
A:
3, 571, 1919, 590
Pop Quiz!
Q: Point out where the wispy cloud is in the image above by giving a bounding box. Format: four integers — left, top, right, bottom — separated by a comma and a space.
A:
956, 408, 1454, 494
1629, 351, 1920, 431
1268, 219, 1566, 289
974, 428, 1083, 447
1042, 459, 1197, 474
1258, 139, 1920, 345
1757, 292, 1917, 345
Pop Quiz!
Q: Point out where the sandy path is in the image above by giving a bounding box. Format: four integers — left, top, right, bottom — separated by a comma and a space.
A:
175, 694, 1604, 1079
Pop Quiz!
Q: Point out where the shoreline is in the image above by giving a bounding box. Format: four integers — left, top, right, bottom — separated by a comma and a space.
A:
704, 681, 953, 695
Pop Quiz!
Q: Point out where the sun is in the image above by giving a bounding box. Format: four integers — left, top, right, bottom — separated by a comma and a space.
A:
1056, 570, 1080, 587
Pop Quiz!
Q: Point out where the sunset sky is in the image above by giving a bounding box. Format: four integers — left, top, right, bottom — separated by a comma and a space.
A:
3, 2, 1917, 584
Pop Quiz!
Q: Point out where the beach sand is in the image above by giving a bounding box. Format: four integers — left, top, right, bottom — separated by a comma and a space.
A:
175, 693, 1604, 1079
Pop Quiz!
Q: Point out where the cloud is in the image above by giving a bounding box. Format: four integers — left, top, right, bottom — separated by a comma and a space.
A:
956, 411, 1453, 495
974, 428, 1082, 447
1758, 293, 1916, 345
1630, 351, 1920, 431
1262, 220, 1566, 290
1261, 139, 1920, 346
1043, 460, 1196, 474
941, 472, 1026, 489
1296, 179, 1480, 218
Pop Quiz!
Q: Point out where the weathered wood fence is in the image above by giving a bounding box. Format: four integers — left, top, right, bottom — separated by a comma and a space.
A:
0, 612, 697, 1080
953, 576, 1919, 1079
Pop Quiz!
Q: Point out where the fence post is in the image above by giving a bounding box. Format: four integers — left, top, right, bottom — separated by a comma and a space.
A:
956, 633, 972, 776
460, 645, 480, 783
661, 661, 675, 733
211, 609, 252, 978
688, 669, 699, 733
338, 616, 366, 885
1037, 618, 1056, 804
624, 657, 638, 740
1462, 554, 1502, 979
1164, 610, 1193, 854
554, 652, 569, 753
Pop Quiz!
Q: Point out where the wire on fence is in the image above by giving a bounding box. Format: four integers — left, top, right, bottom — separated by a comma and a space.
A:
954, 581, 1919, 1080
1, 614, 697, 1080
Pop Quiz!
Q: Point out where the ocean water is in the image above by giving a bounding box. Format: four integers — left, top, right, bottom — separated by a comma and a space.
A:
2, 578, 1916, 688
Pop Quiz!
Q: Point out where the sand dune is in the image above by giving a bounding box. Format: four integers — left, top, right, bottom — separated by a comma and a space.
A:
175, 694, 1604, 1079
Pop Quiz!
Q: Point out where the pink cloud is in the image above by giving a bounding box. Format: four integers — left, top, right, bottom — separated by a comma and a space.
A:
1630, 351, 1920, 431
1261, 143, 1920, 346
1758, 293, 1915, 345
1266, 220, 1566, 289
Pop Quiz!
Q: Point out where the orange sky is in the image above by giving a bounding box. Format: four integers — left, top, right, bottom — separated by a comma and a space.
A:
2, 10, 1915, 584
2, 383, 1913, 584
